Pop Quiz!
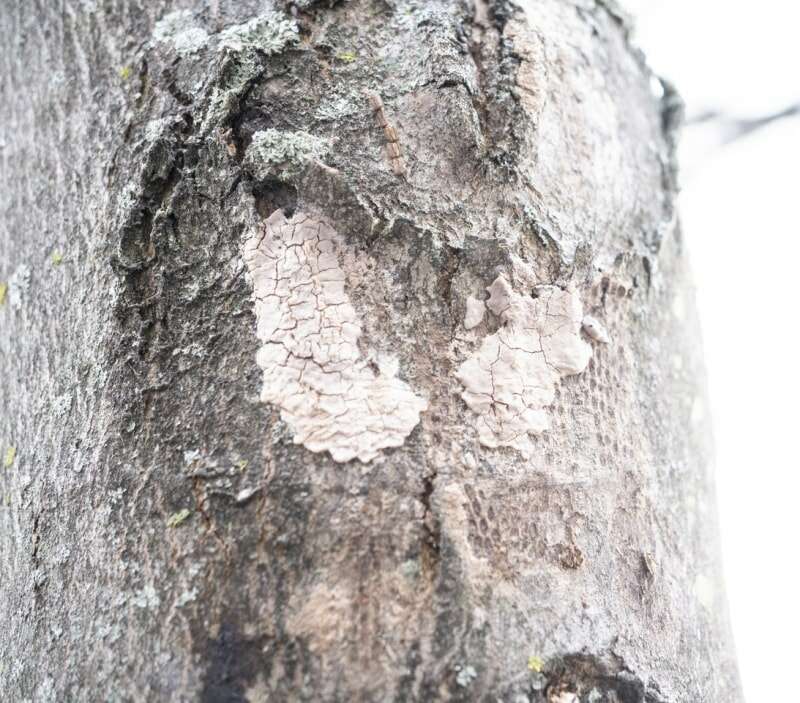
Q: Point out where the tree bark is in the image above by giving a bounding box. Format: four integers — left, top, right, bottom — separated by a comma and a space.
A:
0, 1, 741, 701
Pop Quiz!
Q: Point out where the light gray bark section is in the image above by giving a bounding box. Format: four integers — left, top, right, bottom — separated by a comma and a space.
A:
0, 0, 740, 701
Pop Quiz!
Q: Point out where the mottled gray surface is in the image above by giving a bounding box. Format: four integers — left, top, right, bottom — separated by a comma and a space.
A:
0, 1, 740, 700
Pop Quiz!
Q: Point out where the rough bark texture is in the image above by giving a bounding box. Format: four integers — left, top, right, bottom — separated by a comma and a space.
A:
0, 1, 741, 701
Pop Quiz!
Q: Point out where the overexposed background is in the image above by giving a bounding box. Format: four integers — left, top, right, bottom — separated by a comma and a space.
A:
625, 1, 800, 699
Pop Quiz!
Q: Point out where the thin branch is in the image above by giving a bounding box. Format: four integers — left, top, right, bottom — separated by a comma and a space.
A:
687, 102, 800, 144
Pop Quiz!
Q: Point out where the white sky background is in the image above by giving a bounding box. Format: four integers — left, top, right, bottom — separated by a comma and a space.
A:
623, 1, 800, 699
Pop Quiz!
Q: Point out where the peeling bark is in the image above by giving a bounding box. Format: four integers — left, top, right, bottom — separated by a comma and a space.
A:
0, 1, 741, 701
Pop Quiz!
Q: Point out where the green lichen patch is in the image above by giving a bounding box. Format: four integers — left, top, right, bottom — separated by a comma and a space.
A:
315, 95, 361, 122
166, 508, 192, 528
153, 10, 209, 56
3, 446, 15, 468
0, 282, 6, 306
218, 12, 299, 54
244, 129, 329, 182
119, 66, 132, 81
336, 51, 357, 64
528, 655, 545, 673
51, 251, 64, 266
202, 54, 263, 135
199, 12, 299, 135
400, 559, 420, 579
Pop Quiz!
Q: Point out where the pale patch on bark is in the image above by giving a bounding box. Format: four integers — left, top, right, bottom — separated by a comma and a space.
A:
286, 582, 352, 655
581, 315, 611, 344
694, 573, 716, 612
552, 692, 580, 703
463, 296, 486, 330
243, 210, 427, 463
456, 274, 592, 452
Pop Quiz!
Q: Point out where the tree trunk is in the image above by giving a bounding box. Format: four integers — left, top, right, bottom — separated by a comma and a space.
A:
0, 1, 741, 701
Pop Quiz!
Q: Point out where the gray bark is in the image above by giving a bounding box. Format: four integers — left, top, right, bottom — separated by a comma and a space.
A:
0, 1, 741, 701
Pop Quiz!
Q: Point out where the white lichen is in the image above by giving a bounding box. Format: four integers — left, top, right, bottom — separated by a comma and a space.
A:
244, 210, 427, 463
153, 10, 209, 56
235, 486, 260, 504
175, 588, 198, 607
244, 129, 330, 182
455, 664, 478, 688
463, 296, 486, 330
182, 449, 203, 466
8, 264, 30, 310
456, 274, 592, 452
143, 117, 173, 144
218, 12, 299, 53
52, 393, 72, 419
132, 585, 161, 610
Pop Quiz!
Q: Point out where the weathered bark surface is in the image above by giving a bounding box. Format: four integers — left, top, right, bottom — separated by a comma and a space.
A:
0, 1, 740, 701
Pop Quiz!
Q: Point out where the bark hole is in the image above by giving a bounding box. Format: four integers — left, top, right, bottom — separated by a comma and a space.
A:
544, 653, 656, 703
199, 622, 269, 703
253, 180, 298, 219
